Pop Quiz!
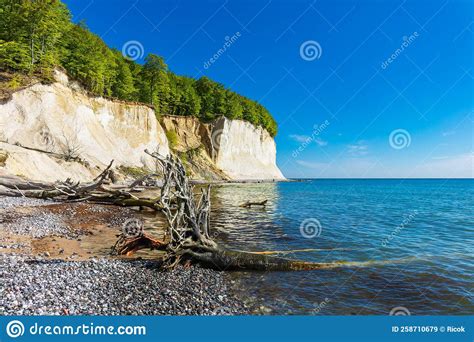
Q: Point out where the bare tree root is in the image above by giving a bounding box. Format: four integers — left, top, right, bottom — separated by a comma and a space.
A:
112, 150, 328, 271
112, 233, 166, 256
0, 150, 328, 271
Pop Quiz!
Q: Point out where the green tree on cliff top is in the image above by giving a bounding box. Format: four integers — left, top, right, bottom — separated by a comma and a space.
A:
0, 0, 278, 136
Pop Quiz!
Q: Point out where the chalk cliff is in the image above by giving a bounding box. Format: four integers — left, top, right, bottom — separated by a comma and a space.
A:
213, 117, 284, 180
0, 70, 284, 182
161, 115, 284, 180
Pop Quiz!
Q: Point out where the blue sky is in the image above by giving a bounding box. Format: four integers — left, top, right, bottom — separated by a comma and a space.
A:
64, 0, 473, 178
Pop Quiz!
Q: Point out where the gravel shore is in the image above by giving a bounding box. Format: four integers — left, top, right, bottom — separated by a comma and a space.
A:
0, 196, 250, 315
0, 255, 248, 315
0, 196, 47, 210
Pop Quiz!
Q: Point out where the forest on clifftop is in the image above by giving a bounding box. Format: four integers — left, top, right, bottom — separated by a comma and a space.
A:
0, 0, 277, 136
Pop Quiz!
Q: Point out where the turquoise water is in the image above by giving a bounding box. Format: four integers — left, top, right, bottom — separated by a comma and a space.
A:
210, 179, 474, 315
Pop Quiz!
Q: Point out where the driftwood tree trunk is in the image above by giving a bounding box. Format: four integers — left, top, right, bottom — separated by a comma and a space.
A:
113, 150, 326, 271
0, 150, 326, 271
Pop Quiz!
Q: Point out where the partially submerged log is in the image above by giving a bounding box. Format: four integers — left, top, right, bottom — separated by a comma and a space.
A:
180, 248, 329, 271
240, 199, 268, 208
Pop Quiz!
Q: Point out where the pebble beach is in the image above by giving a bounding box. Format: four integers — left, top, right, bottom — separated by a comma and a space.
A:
0, 197, 249, 315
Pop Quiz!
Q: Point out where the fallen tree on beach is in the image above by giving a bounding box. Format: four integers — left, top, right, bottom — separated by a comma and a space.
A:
0, 150, 326, 271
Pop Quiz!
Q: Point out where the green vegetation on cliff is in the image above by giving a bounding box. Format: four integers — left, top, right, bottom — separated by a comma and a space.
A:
0, 0, 277, 136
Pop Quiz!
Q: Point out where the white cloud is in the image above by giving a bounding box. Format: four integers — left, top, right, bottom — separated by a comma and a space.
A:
289, 134, 311, 143
442, 130, 456, 137
289, 134, 328, 147
294, 158, 380, 178
407, 153, 473, 178
296, 160, 329, 169
291, 151, 473, 178
315, 138, 328, 146
347, 141, 368, 156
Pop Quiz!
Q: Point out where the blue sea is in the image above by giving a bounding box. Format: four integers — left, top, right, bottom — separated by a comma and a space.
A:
210, 179, 474, 315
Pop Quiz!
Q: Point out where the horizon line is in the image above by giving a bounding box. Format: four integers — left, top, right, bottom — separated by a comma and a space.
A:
286, 177, 474, 180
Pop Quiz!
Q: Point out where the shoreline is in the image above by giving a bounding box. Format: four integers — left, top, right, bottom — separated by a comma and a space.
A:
0, 196, 250, 315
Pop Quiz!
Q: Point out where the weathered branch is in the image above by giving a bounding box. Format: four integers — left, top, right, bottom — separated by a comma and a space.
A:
112, 233, 166, 256
240, 199, 268, 208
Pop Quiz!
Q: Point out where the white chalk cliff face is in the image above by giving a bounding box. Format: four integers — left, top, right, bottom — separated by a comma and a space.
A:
0, 70, 285, 181
0, 70, 169, 181
160, 115, 285, 180
212, 117, 284, 180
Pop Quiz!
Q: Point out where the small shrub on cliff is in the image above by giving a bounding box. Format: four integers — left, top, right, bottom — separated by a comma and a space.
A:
118, 166, 149, 178
166, 130, 178, 150
7, 74, 21, 89
187, 146, 202, 158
